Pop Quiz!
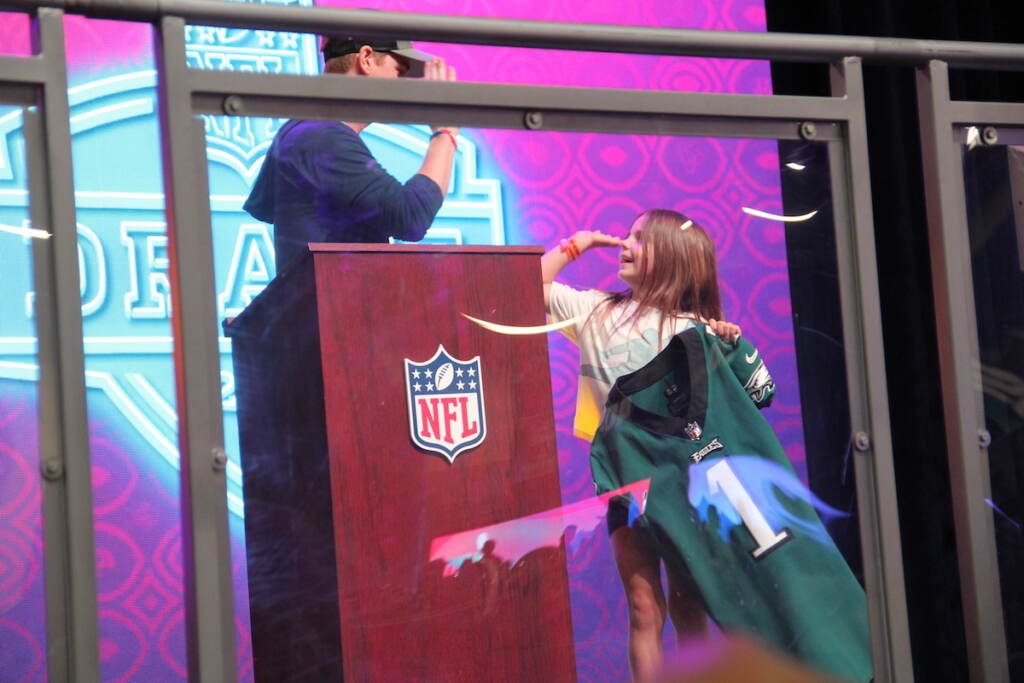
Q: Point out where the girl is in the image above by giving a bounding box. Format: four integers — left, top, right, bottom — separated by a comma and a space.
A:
541, 208, 871, 682
542, 208, 736, 679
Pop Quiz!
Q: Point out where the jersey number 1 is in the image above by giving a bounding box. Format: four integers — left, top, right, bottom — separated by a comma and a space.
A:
706, 459, 792, 559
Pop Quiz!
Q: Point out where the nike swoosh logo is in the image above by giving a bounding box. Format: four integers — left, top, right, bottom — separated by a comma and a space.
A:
745, 349, 758, 364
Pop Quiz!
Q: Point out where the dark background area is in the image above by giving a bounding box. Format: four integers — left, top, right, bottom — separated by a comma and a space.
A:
764, 1, 1024, 680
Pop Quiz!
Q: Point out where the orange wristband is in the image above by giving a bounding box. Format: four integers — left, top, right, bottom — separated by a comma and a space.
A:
559, 237, 581, 261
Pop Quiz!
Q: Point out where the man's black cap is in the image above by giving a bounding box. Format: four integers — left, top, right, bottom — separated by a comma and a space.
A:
321, 36, 432, 78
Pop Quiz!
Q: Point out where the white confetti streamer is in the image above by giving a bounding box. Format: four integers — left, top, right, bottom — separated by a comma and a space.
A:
741, 207, 818, 223
0, 222, 51, 239
462, 313, 582, 335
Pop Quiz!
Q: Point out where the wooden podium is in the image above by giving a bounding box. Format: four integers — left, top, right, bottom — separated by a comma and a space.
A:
225, 244, 576, 682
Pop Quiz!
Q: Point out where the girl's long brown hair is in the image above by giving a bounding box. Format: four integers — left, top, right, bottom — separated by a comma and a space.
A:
596, 208, 723, 342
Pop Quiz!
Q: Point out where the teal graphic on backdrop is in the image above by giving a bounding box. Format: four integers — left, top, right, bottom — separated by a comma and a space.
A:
0, 0, 505, 516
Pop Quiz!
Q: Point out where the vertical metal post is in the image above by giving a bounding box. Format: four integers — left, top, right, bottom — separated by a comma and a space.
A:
154, 15, 237, 682
828, 56, 914, 682
916, 59, 1009, 683
25, 7, 101, 681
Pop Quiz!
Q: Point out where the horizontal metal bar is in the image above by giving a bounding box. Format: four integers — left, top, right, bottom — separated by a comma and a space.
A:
0, 82, 37, 106
200, 98, 840, 141
954, 125, 1024, 145
2, 0, 1024, 68
512, 111, 837, 140
0, 54, 47, 84
190, 69, 846, 139
191, 69, 853, 120
947, 100, 1024, 127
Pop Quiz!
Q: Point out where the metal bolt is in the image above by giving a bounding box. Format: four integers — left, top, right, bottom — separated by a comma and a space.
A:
212, 447, 228, 471
222, 95, 244, 116
978, 429, 992, 449
41, 458, 64, 480
798, 121, 817, 141
524, 111, 543, 130
981, 126, 998, 146
853, 431, 871, 452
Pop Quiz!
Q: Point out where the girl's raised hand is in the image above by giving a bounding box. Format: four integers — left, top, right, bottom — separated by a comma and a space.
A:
574, 230, 621, 251
542, 229, 622, 305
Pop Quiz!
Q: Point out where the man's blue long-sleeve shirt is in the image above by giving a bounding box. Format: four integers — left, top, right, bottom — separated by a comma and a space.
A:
244, 120, 444, 269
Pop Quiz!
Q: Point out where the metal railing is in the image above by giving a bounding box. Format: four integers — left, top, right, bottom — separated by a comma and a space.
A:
0, 1, 1017, 680
3, 0, 1024, 67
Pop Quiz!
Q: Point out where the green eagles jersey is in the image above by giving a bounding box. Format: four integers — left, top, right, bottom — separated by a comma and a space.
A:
589, 325, 872, 682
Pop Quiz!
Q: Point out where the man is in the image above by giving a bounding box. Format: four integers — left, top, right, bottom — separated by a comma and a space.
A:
244, 36, 459, 270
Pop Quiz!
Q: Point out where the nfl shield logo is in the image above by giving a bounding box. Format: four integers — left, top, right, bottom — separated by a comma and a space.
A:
404, 345, 487, 463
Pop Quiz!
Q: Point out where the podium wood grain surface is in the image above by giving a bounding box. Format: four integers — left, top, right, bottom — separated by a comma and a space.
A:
227, 244, 576, 682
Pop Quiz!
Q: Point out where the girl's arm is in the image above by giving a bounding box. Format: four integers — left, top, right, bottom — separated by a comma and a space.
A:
541, 230, 621, 308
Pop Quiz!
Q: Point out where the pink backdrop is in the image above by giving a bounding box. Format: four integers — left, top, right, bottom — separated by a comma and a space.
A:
0, 2, 811, 681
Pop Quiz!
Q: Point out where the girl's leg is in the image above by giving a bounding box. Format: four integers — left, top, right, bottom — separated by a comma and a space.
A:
665, 566, 710, 641
611, 525, 667, 681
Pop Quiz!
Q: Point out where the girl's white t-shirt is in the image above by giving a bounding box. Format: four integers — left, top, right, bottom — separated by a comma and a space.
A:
548, 281, 697, 441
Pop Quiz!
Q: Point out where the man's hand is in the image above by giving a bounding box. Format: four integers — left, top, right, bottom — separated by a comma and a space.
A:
707, 318, 742, 343
426, 58, 459, 137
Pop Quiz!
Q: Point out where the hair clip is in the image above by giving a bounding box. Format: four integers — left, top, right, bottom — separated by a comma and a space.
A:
679, 220, 693, 231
